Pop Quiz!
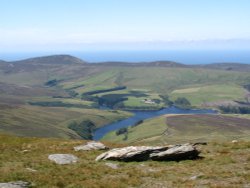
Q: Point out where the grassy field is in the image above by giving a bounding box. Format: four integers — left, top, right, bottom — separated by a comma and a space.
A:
102, 114, 250, 145
0, 104, 131, 139
59, 66, 250, 109
170, 84, 246, 106
0, 134, 249, 187
102, 116, 167, 143
1, 61, 250, 109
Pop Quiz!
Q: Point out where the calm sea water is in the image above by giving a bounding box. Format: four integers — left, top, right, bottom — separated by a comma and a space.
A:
1, 50, 250, 64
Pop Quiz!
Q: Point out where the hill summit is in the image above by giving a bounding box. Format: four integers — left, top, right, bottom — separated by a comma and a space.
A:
13, 54, 86, 65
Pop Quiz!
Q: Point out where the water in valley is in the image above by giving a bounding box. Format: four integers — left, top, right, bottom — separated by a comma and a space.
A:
93, 106, 217, 140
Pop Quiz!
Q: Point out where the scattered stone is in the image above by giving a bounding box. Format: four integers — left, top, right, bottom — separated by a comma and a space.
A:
74, 141, 108, 151
96, 143, 200, 162
26, 167, 37, 172
189, 174, 204, 180
0, 181, 29, 188
21, 150, 29, 153
105, 162, 119, 169
48, 154, 78, 165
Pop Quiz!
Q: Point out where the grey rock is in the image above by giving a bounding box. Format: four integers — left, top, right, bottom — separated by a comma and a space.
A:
105, 162, 119, 169
0, 181, 29, 188
150, 143, 199, 161
48, 154, 78, 164
74, 141, 108, 151
96, 146, 168, 162
96, 144, 199, 162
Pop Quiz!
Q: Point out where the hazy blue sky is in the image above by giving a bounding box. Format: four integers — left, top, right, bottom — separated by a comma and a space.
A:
1, 0, 250, 51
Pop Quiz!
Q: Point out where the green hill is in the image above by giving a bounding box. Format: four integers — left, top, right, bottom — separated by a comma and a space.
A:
102, 114, 250, 144
0, 55, 250, 138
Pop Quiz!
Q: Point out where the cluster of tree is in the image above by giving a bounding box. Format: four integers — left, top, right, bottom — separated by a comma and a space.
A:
116, 127, 128, 140
159, 95, 174, 106
219, 106, 250, 114
52, 90, 79, 99
98, 95, 128, 108
244, 84, 250, 92
45, 79, 58, 87
131, 120, 144, 127
68, 120, 96, 140
83, 86, 126, 95
174, 97, 191, 109
28, 101, 89, 108
66, 90, 79, 98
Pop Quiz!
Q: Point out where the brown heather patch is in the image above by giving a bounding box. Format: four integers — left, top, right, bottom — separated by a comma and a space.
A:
0, 134, 250, 187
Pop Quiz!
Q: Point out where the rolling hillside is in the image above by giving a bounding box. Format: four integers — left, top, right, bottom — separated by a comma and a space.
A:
102, 114, 250, 144
0, 55, 250, 138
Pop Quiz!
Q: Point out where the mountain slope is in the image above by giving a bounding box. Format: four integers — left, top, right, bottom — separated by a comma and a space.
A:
13, 54, 86, 65
102, 114, 250, 144
198, 63, 250, 72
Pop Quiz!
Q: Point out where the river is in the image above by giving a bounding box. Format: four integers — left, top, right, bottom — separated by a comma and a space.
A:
93, 106, 217, 140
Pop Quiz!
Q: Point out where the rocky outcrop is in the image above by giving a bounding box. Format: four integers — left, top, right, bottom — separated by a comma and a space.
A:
74, 141, 108, 151
96, 146, 168, 162
48, 154, 78, 164
150, 143, 199, 161
96, 143, 199, 162
0, 181, 29, 188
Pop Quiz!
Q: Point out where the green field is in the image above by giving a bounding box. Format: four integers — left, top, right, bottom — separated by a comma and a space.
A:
170, 84, 246, 106
102, 114, 250, 145
59, 66, 250, 109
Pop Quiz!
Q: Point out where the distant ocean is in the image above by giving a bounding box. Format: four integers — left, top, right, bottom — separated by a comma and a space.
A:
1, 50, 250, 64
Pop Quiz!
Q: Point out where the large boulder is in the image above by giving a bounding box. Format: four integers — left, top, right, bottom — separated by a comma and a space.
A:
96, 144, 199, 162
48, 154, 78, 165
96, 146, 168, 162
74, 141, 108, 151
0, 181, 29, 188
150, 143, 200, 161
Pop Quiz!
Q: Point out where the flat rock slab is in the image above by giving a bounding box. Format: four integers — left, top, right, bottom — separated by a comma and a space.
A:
96, 143, 199, 162
150, 143, 199, 161
0, 181, 29, 188
48, 154, 78, 164
74, 141, 108, 151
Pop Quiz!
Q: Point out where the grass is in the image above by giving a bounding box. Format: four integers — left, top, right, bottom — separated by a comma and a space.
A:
57, 66, 250, 109
102, 114, 250, 145
0, 134, 249, 187
0, 104, 132, 139
102, 116, 167, 143
170, 84, 246, 106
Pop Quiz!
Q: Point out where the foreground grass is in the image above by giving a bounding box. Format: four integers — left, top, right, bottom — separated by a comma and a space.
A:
0, 134, 249, 187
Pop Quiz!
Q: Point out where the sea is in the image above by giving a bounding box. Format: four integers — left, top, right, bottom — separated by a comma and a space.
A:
1, 50, 250, 64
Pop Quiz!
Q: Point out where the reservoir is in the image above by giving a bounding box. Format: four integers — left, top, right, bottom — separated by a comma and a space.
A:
93, 106, 217, 140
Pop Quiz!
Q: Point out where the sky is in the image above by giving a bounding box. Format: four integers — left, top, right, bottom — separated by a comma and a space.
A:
1, 0, 250, 52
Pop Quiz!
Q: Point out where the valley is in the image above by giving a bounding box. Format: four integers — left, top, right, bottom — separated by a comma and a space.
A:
0, 55, 250, 140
